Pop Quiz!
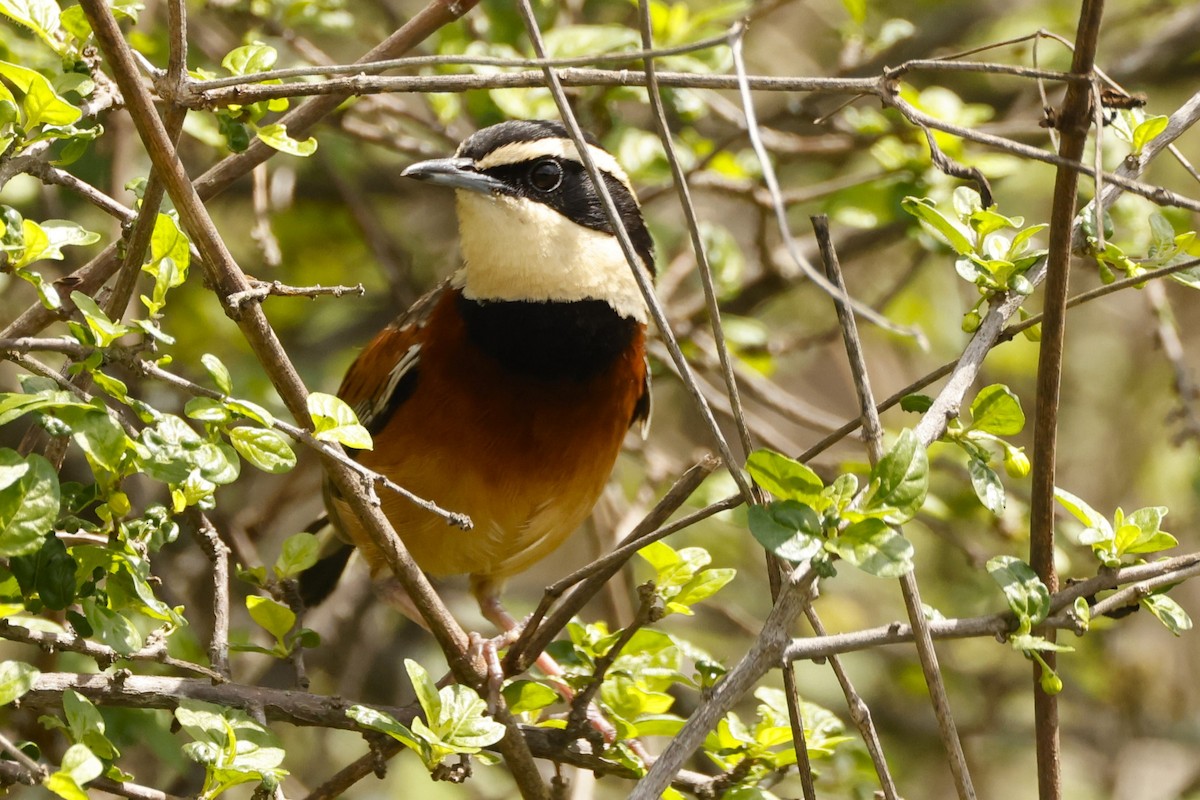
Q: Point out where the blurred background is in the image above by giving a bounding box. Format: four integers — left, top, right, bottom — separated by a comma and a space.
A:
3, 0, 1200, 797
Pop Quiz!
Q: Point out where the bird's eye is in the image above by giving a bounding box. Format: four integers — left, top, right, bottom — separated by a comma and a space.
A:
528, 159, 563, 192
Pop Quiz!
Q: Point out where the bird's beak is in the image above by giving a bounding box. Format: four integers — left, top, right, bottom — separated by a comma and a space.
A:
401, 157, 507, 195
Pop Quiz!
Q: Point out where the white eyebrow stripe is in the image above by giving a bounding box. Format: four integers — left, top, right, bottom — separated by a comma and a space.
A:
471, 138, 634, 194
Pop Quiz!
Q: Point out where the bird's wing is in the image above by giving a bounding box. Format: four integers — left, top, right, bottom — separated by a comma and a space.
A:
337, 280, 448, 435
632, 354, 652, 438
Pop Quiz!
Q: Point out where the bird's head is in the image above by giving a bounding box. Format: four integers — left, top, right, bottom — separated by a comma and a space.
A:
401, 120, 654, 323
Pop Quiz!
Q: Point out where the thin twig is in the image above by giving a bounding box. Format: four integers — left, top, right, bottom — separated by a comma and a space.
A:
512, 0, 755, 509
91, 777, 189, 800
815, 215, 973, 799
785, 552, 1200, 662
301, 739, 404, 800
564, 583, 663, 736
225, 280, 367, 310
811, 217, 902, 799
1146, 281, 1200, 443
0, 730, 48, 780
0, 619, 225, 680
635, 0, 754, 462
801, 606, 898, 799
189, 510, 232, 679
729, 29, 923, 342
189, 32, 739, 90
1028, 5, 1106, 799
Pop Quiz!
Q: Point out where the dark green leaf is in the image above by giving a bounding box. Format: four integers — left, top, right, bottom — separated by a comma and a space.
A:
826, 519, 914, 577
987, 555, 1050, 628
246, 595, 295, 643
745, 449, 823, 500
899, 393, 933, 413
863, 429, 927, 523
0, 659, 39, 705
228, 427, 296, 474
274, 532, 319, 579
968, 458, 1005, 515
200, 353, 233, 395
307, 393, 371, 450
501, 680, 558, 715
1142, 593, 1192, 636
0, 451, 60, 557
747, 501, 823, 563
968, 384, 1025, 435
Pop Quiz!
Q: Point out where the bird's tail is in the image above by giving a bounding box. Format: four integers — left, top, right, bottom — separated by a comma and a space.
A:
296, 514, 355, 608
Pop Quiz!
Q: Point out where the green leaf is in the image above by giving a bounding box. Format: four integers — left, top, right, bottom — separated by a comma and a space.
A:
184, 397, 231, 423
254, 123, 317, 157
0, 60, 81, 128
1142, 593, 1192, 636
1073, 596, 1091, 630
901, 196, 973, 255
63, 689, 118, 759
1053, 487, 1113, 540
0, 454, 28, 491
225, 398, 274, 427
347, 704, 423, 752
81, 599, 142, 655
672, 567, 736, 612
748, 501, 823, 563
0, 451, 61, 557
1121, 506, 1177, 555
246, 595, 295, 644
1131, 114, 1169, 155
44, 771, 89, 800
201, 354, 233, 395
38, 221, 101, 258
0, 659, 39, 705
70, 291, 128, 346
228, 427, 296, 474
501, 680, 558, 715
57, 406, 128, 476
745, 449, 823, 500
14, 218, 51, 267
968, 458, 1005, 515
274, 532, 319, 579
863, 429, 928, 523
899, 393, 933, 413
405, 658, 442, 722
221, 43, 277, 76
987, 555, 1050, 629
0, 0, 61, 50
10, 533, 76, 610
307, 392, 372, 450
968, 384, 1025, 436
826, 518, 914, 577
148, 213, 190, 268
57, 743, 102, 786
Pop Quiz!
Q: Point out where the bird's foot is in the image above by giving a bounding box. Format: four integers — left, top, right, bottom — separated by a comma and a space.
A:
466, 631, 507, 712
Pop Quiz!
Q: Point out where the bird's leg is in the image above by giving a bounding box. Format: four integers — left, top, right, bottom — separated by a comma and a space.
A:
471, 577, 568, 690
471, 578, 622, 746
374, 577, 432, 631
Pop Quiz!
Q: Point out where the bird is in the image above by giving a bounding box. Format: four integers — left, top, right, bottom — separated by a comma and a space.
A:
299, 119, 654, 647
